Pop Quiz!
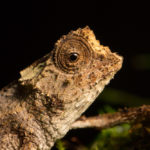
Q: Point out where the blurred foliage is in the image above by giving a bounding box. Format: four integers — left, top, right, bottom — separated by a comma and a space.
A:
56, 140, 66, 150
132, 54, 150, 70
90, 124, 131, 150
97, 105, 116, 114
100, 88, 150, 107
89, 121, 150, 150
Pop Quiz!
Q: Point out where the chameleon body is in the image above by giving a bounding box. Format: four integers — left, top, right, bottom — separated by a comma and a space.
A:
0, 27, 123, 150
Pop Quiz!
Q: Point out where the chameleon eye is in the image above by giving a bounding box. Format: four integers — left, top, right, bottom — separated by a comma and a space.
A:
54, 36, 92, 73
69, 53, 79, 62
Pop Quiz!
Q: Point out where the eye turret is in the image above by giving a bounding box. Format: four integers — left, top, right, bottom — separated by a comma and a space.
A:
54, 36, 93, 74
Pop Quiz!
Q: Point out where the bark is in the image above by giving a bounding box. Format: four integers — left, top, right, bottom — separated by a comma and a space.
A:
71, 105, 150, 129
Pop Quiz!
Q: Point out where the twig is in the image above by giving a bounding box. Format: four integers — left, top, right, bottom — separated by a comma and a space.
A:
71, 105, 150, 129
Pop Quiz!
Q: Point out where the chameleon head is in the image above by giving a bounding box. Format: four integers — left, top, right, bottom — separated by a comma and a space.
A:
19, 26, 123, 138
35, 26, 123, 119
53, 26, 122, 87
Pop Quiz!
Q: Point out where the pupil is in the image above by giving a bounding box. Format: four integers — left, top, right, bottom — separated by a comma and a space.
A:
69, 53, 78, 61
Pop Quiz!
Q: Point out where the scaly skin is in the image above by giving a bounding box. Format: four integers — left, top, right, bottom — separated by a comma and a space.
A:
0, 26, 123, 150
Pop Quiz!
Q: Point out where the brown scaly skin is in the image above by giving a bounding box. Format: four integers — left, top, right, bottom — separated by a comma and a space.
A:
0, 26, 123, 150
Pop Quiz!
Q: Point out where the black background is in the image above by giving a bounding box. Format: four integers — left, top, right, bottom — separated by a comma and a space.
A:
0, 1, 150, 98
0, 1, 150, 149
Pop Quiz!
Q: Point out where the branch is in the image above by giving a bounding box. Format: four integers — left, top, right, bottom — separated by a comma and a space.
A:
71, 105, 150, 129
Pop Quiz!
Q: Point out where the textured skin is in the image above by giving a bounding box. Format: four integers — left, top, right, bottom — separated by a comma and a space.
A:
0, 27, 123, 150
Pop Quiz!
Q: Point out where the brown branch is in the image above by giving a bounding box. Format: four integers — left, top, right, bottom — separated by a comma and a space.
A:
71, 105, 150, 129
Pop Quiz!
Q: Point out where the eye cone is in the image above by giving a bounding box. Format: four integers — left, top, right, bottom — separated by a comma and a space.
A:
54, 37, 92, 74
69, 53, 79, 62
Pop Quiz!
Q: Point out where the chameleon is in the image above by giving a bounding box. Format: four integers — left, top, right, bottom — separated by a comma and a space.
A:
0, 26, 123, 150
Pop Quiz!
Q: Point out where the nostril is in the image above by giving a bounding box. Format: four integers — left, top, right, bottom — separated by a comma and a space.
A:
99, 55, 105, 61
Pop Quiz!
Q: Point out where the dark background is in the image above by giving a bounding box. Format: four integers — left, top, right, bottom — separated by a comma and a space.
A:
1, 1, 150, 97
0, 1, 150, 149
